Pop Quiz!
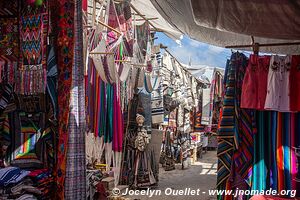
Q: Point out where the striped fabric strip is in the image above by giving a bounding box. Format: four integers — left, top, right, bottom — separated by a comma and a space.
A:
296, 114, 300, 194
217, 52, 254, 194
291, 113, 297, 190
217, 56, 236, 188
56, 0, 75, 198
271, 111, 278, 190
64, 0, 86, 199
277, 112, 284, 192
252, 111, 267, 191
283, 113, 291, 190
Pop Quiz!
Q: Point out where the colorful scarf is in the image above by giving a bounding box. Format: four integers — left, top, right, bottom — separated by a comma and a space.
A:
18, 6, 49, 95
217, 53, 255, 199
55, 0, 75, 198
64, 0, 86, 198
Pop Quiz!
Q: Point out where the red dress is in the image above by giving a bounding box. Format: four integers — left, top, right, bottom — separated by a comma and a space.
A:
289, 55, 300, 112
241, 54, 270, 110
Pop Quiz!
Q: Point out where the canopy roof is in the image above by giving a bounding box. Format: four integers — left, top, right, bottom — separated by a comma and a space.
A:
149, 0, 300, 54
130, 0, 182, 41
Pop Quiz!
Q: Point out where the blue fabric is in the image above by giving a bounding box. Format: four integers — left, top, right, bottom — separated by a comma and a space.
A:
0, 167, 30, 186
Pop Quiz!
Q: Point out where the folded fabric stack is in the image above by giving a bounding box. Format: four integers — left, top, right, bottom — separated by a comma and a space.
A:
86, 169, 104, 200
27, 169, 54, 200
0, 167, 54, 199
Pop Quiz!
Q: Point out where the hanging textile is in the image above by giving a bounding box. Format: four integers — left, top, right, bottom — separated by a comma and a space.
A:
264, 55, 291, 112
18, 5, 49, 95
135, 22, 150, 60
0, 17, 18, 84
64, 0, 86, 199
151, 84, 164, 124
252, 112, 297, 195
201, 88, 210, 125
217, 53, 256, 199
46, 45, 58, 119
55, 0, 75, 198
115, 0, 134, 56
138, 90, 152, 133
241, 55, 270, 110
290, 55, 300, 112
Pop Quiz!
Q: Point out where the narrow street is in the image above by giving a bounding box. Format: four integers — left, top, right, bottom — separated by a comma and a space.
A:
125, 150, 218, 200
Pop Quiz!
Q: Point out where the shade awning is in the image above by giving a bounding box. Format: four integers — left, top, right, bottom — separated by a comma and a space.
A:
150, 0, 300, 54
191, 0, 300, 40
131, 0, 183, 41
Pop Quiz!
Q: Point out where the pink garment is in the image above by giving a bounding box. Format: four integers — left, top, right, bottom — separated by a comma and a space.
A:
264, 55, 291, 112
241, 54, 270, 110
112, 83, 123, 152
241, 54, 258, 109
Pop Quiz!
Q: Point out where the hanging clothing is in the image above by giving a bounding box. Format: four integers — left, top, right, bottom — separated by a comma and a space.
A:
264, 55, 291, 112
241, 54, 270, 110
64, 0, 86, 198
201, 88, 210, 125
217, 53, 256, 198
289, 55, 300, 112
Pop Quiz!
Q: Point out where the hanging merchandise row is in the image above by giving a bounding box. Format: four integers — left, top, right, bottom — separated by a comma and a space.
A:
0, 0, 224, 199
83, 0, 215, 196
241, 54, 300, 112
0, 0, 58, 199
217, 52, 300, 200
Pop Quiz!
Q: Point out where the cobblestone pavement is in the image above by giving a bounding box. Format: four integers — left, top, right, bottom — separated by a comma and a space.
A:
124, 150, 218, 200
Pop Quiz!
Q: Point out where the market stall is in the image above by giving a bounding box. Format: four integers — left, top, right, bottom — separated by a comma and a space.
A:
149, 1, 300, 199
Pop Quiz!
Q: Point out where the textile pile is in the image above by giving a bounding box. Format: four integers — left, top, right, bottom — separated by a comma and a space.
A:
0, 167, 54, 199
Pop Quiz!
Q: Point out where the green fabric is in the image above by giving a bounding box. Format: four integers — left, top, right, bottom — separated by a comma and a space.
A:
252, 112, 267, 191
99, 81, 106, 137
105, 84, 113, 143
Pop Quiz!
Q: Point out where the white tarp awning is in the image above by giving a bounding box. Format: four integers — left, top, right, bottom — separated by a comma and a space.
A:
191, 0, 300, 40
150, 0, 300, 54
182, 64, 225, 84
130, 0, 183, 41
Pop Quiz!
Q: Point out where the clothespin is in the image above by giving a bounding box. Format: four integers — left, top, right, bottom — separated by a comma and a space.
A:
251, 36, 259, 55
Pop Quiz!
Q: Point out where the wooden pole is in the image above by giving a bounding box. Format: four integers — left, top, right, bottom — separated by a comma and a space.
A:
225, 41, 300, 49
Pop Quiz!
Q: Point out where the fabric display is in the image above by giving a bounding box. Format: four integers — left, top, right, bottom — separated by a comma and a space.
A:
217, 52, 300, 200
17, 5, 49, 95
0, 0, 18, 84
55, 0, 75, 198
115, 0, 134, 56
86, 170, 104, 200
64, 1, 86, 199
151, 85, 164, 124
135, 22, 150, 60
201, 88, 211, 125
241, 54, 300, 112
0, 17, 18, 84
0, 167, 54, 199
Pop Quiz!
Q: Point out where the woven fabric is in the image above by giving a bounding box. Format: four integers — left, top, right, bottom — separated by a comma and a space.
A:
0, 1, 18, 16
115, 1, 133, 56
56, 0, 75, 198
0, 114, 10, 142
0, 17, 18, 84
64, 0, 86, 199
136, 22, 150, 58
0, 167, 30, 187
46, 45, 58, 119
112, 83, 124, 152
151, 85, 164, 124
231, 53, 255, 188
18, 9, 48, 95
217, 53, 255, 193
15, 113, 40, 160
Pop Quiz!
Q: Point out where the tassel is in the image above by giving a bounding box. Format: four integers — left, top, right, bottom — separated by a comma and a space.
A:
35, 0, 43, 6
